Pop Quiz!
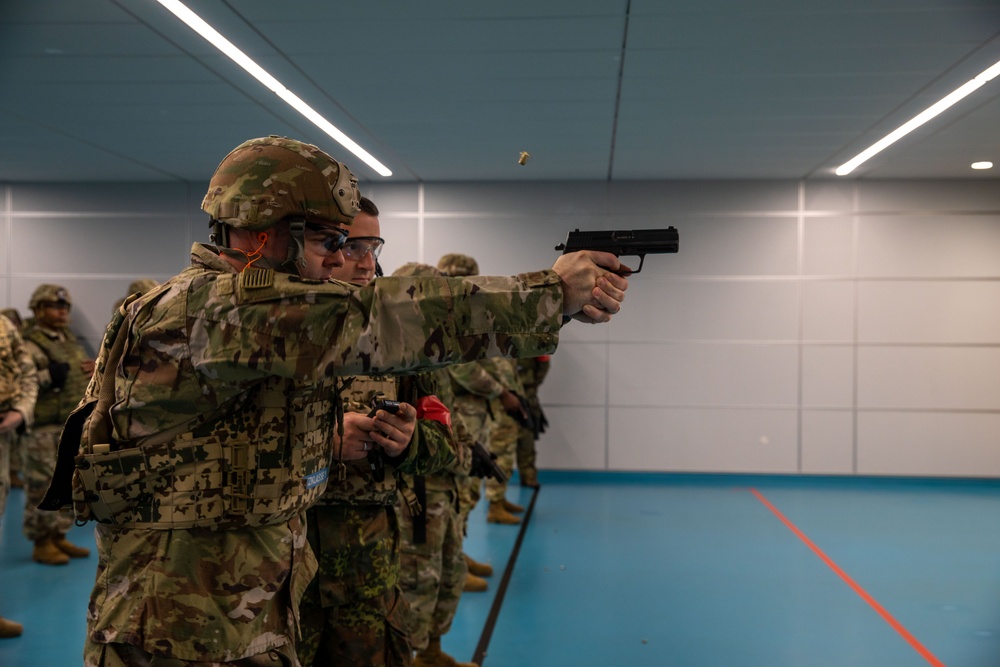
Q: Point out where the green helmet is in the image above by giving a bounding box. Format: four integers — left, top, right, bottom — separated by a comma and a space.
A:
127, 278, 158, 296
436, 253, 479, 277
29, 284, 71, 311
202, 135, 360, 230
392, 262, 442, 278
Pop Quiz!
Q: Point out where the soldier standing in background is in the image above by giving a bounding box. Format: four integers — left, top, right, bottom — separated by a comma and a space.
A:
392, 262, 477, 667
514, 356, 551, 488
0, 313, 37, 637
113, 278, 159, 312
39, 135, 629, 666
299, 197, 457, 667
1, 308, 25, 490
21, 284, 94, 565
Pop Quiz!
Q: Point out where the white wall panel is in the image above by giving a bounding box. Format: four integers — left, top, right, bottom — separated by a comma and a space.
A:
610, 342, 798, 407
12, 183, 191, 214
858, 412, 1000, 477
539, 342, 608, 407
858, 215, 1000, 278
858, 281, 1000, 344
801, 280, 854, 341
801, 345, 854, 408
612, 280, 799, 342
535, 406, 607, 470
801, 410, 854, 474
608, 407, 799, 473
858, 347, 1000, 411
858, 180, 1000, 212
802, 217, 853, 276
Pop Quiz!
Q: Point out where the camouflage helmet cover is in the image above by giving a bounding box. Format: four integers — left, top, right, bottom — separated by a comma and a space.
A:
29, 284, 71, 310
201, 136, 361, 230
436, 253, 479, 277
127, 279, 158, 296
392, 262, 443, 278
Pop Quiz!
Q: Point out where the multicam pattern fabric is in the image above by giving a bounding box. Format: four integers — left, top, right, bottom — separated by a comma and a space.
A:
71, 242, 563, 663
22, 324, 91, 426
22, 424, 72, 541
515, 356, 551, 480
0, 316, 37, 520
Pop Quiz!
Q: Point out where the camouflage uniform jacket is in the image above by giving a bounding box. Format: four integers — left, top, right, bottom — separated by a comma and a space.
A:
22, 323, 90, 426
80, 242, 563, 662
0, 315, 37, 427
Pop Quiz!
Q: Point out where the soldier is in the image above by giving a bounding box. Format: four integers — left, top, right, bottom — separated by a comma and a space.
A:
391, 262, 476, 667
2, 307, 26, 489
299, 197, 455, 667
39, 136, 629, 666
0, 313, 38, 638
514, 355, 550, 488
438, 255, 525, 528
21, 284, 94, 565
113, 278, 159, 312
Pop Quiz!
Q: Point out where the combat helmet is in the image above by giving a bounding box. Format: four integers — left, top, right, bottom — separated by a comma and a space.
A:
392, 262, 442, 279
29, 284, 71, 312
437, 253, 479, 277
201, 135, 361, 273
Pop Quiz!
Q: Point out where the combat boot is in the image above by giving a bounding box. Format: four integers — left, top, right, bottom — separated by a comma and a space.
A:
464, 553, 493, 577
32, 538, 70, 565
413, 636, 478, 667
487, 501, 520, 525
463, 572, 488, 592
501, 498, 524, 513
54, 536, 90, 559
0, 617, 22, 638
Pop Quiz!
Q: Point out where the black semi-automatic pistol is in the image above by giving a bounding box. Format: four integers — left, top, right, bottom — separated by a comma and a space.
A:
555, 227, 679, 273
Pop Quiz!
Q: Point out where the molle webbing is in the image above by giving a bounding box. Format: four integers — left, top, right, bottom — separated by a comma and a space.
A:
73, 378, 335, 530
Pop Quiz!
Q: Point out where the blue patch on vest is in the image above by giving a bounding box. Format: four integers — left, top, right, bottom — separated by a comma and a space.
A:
304, 469, 329, 489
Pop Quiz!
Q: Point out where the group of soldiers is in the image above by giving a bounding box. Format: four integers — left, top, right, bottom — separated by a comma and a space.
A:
0, 280, 159, 639
0, 135, 628, 667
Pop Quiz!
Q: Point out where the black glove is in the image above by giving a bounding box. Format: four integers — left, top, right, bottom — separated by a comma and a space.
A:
48, 361, 70, 391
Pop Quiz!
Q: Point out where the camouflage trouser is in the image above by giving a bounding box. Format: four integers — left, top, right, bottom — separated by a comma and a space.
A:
8, 431, 20, 480
396, 485, 465, 651
84, 641, 296, 667
22, 424, 72, 541
451, 401, 491, 532
0, 428, 11, 523
484, 412, 518, 503
299, 505, 412, 667
516, 423, 537, 481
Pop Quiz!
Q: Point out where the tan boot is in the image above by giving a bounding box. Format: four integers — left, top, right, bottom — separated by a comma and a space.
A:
33, 537, 70, 565
53, 536, 90, 559
463, 572, 488, 592
487, 500, 520, 524
464, 553, 493, 577
502, 498, 524, 513
413, 636, 478, 667
0, 617, 23, 638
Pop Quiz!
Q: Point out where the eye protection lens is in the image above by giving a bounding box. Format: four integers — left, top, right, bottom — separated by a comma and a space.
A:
304, 223, 349, 254
341, 237, 385, 261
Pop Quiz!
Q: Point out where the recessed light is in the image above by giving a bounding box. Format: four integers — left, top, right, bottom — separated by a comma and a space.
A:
971, 161, 993, 170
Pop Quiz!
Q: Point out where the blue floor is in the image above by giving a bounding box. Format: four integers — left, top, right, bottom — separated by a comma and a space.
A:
4, 473, 1000, 666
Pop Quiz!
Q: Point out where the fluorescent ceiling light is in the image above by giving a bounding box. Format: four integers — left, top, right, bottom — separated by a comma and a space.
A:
836, 58, 1000, 176
971, 161, 994, 170
156, 0, 392, 177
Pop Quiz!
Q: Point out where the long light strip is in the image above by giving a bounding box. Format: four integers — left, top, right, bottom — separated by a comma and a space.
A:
836, 58, 1000, 176
156, 0, 392, 177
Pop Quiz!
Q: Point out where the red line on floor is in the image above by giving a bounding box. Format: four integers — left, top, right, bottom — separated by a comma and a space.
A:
749, 488, 947, 667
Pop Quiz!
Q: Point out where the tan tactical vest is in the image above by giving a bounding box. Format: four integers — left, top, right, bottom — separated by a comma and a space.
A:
69, 284, 339, 530
23, 326, 90, 426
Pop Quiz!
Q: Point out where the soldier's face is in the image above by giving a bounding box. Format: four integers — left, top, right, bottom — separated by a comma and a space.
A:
328, 211, 381, 286
35, 301, 70, 328
295, 222, 348, 281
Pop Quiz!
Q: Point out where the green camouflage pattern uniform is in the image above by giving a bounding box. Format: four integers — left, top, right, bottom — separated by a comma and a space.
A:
63, 243, 562, 666
21, 301, 92, 542
298, 371, 459, 667
515, 356, 551, 484
0, 315, 37, 521
394, 366, 471, 652
448, 360, 506, 527
480, 358, 523, 504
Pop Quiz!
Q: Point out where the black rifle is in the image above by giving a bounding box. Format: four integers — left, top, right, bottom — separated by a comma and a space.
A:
555, 227, 679, 273
469, 441, 507, 483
